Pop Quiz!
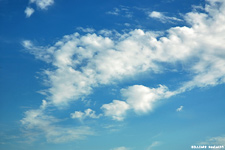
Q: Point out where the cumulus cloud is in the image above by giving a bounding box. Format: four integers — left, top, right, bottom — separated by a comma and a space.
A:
101, 85, 175, 121
22, 0, 225, 108
122, 85, 175, 113
101, 100, 130, 121
149, 11, 182, 23
24, 7, 35, 18
21, 0, 225, 140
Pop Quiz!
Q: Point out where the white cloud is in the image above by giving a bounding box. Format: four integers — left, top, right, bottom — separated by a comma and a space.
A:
19, 0, 225, 143
101, 100, 130, 121
122, 85, 175, 114
149, 11, 163, 18
107, 8, 120, 16
22, 40, 33, 49
101, 85, 176, 121
25, 0, 54, 18
24, 7, 35, 18
107, 6, 132, 18
71, 108, 102, 120
176, 105, 183, 112
147, 141, 161, 150
30, 0, 54, 10
111, 146, 129, 150
124, 23, 131, 27
22, 0, 225, 124
22, 40, 53, 63
149, 11, 182, 23
21, 101, 93, 143
77, 27, 95, 33
23, 0, 225, 108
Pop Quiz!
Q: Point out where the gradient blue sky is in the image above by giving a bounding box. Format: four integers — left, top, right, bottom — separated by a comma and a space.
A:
1, 0, 225, 150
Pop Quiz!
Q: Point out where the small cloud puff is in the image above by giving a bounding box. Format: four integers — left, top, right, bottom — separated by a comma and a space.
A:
24, 7, 35, 18
176, 105, 183, 112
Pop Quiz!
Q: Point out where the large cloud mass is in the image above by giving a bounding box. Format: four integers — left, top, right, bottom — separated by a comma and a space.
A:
22, 0, 225, 141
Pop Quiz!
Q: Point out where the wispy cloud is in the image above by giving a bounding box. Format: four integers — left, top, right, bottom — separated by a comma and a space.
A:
107, 8, 120, 16
148, 11, 182, 23
76, 27, 95, 33
147, 141, 161, 150
71, 108, 102, 120
21, 100, 94, 143
111, 146, 130, 150
176, 106, 183, 112
198, 135, 225, 149
107, 6, 133, 18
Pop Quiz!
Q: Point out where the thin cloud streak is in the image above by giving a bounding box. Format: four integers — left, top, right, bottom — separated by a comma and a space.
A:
149, 11, 182, 23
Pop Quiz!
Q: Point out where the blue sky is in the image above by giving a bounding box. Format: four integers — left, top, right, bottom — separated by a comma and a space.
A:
1, 0, 225, 150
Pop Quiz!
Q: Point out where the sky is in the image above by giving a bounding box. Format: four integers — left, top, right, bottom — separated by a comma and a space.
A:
0, 0, 225, 150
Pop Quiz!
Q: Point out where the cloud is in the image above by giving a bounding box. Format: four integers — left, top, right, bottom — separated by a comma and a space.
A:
107, 6, 133, 18
77, 27, 95, 33
22, 0, 225, 109
111, 146, 129, 150
198, 135, 225, 149
21, 0, 225, 140
149, 11, 182, 23
107, 8, 120, 16
22, 40, 53, 63
24, 0, 54, 18
21, 100, 93, 143
30, 0, 54, 10
176, 106, 183, 112
147, 141, 161, 150
199, 135, 225, 145
24, 7, 35, 18
101, 85, 176, 121
121, 85, 175, 114
71, 108, 102, 120
101, 100, 130, 121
